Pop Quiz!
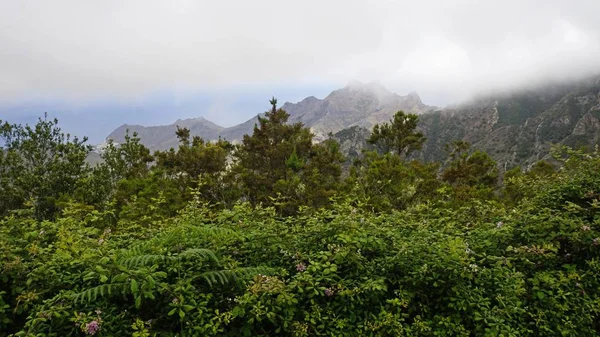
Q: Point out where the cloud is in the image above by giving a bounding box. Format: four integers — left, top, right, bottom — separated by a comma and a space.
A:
1, 0, 599, 105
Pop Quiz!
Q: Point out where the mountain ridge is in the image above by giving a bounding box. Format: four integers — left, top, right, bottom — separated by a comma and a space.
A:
106, 76, 600, 170
107, 80, 435, 148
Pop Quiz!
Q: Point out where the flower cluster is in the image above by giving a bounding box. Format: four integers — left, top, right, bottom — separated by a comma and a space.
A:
85, 320, 100, 335
593, 238, 599, 246
74, 310, 103, 335
582, 225, 591, 231
324, 288, 334, 297
296, 263, 307, 272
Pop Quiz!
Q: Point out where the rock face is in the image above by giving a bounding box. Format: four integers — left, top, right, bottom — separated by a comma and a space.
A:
284, 81, 434, 141
105, 76, 600, 171
417, 77, 600, 169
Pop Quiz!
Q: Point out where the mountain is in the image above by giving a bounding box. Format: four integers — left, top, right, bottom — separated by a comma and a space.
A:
284, 81, 434, 141
105, 81, 436, 150
417, 77, 600, 169
104, 77, 600, 171
107, 117, 223, 151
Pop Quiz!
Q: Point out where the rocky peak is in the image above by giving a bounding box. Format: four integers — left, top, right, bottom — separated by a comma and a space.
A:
405, 91, 422, 104
339, 80, 393, 100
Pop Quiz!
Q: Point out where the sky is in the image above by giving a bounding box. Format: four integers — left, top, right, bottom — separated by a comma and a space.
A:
1, 0, 600, 143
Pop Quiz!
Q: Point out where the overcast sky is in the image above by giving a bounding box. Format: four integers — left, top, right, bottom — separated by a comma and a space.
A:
1, 0, 600, 142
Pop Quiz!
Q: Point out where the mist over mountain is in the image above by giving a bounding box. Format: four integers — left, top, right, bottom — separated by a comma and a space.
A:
418, 76, 600, 168
106, 75, 600, 170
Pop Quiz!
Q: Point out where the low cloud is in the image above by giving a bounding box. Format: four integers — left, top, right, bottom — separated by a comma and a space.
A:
1, 0, 599, 105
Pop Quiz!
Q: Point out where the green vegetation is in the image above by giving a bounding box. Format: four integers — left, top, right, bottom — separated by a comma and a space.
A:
1, 105, 600, 336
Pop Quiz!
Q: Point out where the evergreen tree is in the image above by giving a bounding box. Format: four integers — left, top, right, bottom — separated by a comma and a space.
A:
154, 128, 235, 205
441, 140, 498, 188
235, 98, 343, 213
346, 152, 440, 212
368, 111, 425, 157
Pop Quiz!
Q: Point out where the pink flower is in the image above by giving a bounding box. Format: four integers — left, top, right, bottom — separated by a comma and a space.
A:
296, 263, 307, 272
324, 288, 334, 297
85, 320, 100, 335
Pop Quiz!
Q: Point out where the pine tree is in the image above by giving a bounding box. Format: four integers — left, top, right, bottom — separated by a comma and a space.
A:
235, 98, 343, 213
368, 111, 425, 157
154, 127, 235, 205
441, 140, 498, 188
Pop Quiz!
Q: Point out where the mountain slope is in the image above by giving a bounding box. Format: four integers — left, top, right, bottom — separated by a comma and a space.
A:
417, 77, 600, 169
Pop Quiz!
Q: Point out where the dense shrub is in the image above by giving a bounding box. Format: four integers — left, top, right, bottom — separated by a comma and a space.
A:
1, 115, 600, 335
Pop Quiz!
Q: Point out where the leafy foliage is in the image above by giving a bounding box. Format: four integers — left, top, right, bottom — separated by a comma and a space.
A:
1, 109, 600, 336
0, 114, 91, 219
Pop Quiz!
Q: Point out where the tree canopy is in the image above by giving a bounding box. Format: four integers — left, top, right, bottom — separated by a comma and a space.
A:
367, 110, 425, 157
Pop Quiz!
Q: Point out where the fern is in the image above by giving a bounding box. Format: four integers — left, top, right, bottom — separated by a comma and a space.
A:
73, 283, 126, 304
178, 248, 219, 264
198, 267, 272, 287
72, 223, 253, 307
120, 224, 241, 259
121, 254, 170, 268
120, 248, 220, 269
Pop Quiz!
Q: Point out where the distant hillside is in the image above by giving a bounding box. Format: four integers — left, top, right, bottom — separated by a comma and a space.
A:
107, 117, 223, 151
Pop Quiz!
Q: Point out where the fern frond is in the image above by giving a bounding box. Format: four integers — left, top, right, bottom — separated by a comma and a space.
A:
178, 248, 219, 264
199, 270, 237, 287
120, 254, 171, 268
73, 283, 125, 304
197, 267, 272, 287
119, 225, 241, 259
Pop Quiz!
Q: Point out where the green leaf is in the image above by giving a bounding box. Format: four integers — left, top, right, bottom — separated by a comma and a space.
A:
130, 279, 139, 293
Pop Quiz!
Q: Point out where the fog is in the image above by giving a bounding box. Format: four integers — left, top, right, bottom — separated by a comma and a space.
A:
1, 0, 600, 138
